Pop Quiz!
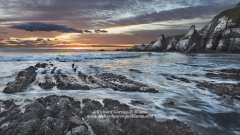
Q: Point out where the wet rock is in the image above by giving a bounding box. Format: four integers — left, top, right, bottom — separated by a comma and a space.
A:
206, 72, 240, 81
82, 98, 199, 135
56, 69, 63, 74
78, 71, 95, 83
0, 95, 88, 135
204, 68, 240, 81
0, 96, 199, 135
163, 99, 175, 106
55, 74, 90, 90
38, 75, 55, 89
129, 69, 143, 73
35, 63, 48, 68
131, 100, 144, 105
82, 99, 103, 116
220, 68, 240, 74
3, 66, 37, 94
41, 70, 47, 74
95, 73, 159, 93
71, 125, 89, 135
197, 81, 240, 100
51, 67, 57, 74
167, 75, 190, 83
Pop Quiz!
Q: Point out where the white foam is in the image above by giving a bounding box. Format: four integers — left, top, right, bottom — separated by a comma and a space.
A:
0, 53, 142, 62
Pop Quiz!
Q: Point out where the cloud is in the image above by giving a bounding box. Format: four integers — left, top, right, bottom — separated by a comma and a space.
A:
10, 22, 83, 33
95, 29, 108, 33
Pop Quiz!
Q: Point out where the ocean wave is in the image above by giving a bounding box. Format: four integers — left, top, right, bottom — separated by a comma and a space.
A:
0, 53, 141, 62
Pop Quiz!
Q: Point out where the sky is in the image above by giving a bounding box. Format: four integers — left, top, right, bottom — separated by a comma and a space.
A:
0, 0, 239, 50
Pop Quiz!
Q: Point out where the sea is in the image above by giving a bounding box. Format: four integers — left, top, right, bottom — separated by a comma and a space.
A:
0, 49, 240, 135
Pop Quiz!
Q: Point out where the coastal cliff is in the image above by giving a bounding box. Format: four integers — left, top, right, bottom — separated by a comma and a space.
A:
126, 3, 240, 53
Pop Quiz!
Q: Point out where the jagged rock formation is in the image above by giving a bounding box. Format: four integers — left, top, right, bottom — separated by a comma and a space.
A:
3, 66, 37, 94
146, 34, 167, 51
126, 3, 240, 53
165, 36, 179, 51
0, 95, 199, 135
177, 25, 201, 52
38, 75, 55, 89
200, 4, 240, 52
78, 72, 159, 93
55, 74, 90, 90
130, 44, 146, 51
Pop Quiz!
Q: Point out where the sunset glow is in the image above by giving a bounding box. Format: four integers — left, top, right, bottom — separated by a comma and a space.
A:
0, 0, 239, 50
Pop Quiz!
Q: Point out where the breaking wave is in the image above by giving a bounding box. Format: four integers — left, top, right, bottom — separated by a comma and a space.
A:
0, 53, 142, 62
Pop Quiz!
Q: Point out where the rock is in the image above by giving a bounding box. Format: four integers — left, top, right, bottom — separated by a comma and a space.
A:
41, 70, 47, 74
35, 63, 48, 68
128, 44, 146, 51
77, 71, 95, 83
38, 75, 55, 89
131, 100, 144, 105
0, 96, 199, 135
55, 74, 90, 90
197, 82, 240, 100
205, 68, 240, 80
3, 66, 37, 94
177, 25, 201, 52
205, 72, 240, 81
164, 99, 175, 106
71, 125, 89, 135
51, 67, 57, 74
200, 5, 240, 52
95, 73, 159, 93
129, 69, 143, 73
124, 4, 240, 53
165, 37, 179, 51
167, 75, 190, 83
147, 34, 167, 51
0, 95, 87, 135
220, 68, 240, 74
82, 98, 199, 135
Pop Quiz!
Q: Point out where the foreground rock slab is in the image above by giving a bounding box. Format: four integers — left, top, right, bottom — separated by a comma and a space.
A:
0, 95, 199, 135
3, 66, 37, 94
0, 95, 87, 135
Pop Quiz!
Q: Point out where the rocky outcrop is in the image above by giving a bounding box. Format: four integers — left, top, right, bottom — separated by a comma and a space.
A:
0, 95, 199, 135
38, 75, 55, 89
127, 44, 146, 51
82, 98, 199, 135
126, 4, 240, 53
146, 34, 167, 51
3, 66, 37, 94
205, 68, 240, 81
197, 68, 240, 100
78, 72, 159, 93
0, 95, 88, 135
35, 63, 48, 68
177, 25, 201, 52
165, 37, 179, 51
55, 74, 90, 90
197, 82, 240, 100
